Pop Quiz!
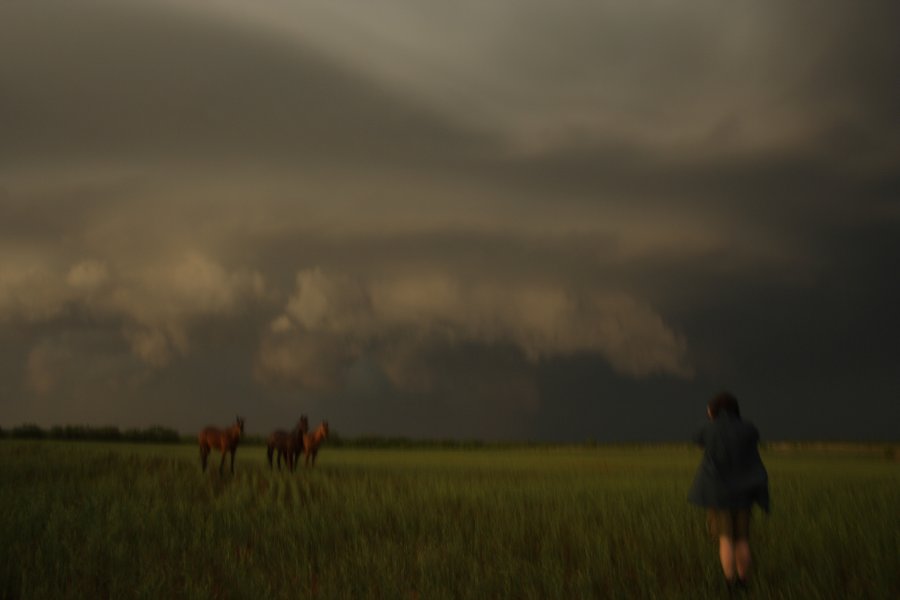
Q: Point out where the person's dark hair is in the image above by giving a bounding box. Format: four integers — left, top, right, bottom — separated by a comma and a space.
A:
708, 391, 741, 418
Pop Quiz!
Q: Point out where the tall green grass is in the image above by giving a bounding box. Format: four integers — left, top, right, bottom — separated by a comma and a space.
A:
0, 442, 897, 598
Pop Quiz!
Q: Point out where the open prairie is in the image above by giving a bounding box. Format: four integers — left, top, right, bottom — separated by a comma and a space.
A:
1, 441, 897, 599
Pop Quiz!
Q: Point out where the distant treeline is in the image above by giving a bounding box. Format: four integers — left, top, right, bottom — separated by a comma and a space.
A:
0, 425, 495, 448
0, 424, 181, 443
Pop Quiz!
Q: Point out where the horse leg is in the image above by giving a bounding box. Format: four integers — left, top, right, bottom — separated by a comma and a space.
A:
200, 446, 208, 472
311, 449, 318, 467
267, 445, 273, 469
230, 448, 236, 474
219, 449, 227, 474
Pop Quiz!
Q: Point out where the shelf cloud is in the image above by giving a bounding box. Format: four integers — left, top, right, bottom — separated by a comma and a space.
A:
1, 0, 897, 440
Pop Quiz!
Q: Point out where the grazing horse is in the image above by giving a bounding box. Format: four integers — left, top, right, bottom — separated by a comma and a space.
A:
198, 416, 245, 474
267, 415, 308, 472
303, 420, 329, 468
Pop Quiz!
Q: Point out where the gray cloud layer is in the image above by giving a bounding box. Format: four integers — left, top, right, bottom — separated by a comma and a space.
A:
1, 0, 897, 439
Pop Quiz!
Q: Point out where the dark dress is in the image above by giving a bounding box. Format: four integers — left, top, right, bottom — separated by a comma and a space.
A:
688, 412, 770, 512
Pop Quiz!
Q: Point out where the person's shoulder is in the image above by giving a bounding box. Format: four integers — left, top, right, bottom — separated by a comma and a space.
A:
740, 419, 761, 439
742, 419, 759, 431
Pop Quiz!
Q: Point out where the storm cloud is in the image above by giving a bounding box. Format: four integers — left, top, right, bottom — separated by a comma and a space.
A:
1, 0, 897, 440
257, 267, 691, 387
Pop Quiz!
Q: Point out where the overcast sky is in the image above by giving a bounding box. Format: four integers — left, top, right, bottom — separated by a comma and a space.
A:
1, 0, 898, 441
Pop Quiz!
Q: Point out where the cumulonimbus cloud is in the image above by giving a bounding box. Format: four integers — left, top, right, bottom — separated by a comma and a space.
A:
256, 267, 692, 391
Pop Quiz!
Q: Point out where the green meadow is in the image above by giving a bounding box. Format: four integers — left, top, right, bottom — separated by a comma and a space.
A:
1, 441, 897, 599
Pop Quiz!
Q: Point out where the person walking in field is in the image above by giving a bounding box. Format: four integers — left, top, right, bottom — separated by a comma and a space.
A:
689, 392, 769, 592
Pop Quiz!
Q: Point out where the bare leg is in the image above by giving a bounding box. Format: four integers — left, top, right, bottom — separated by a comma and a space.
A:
735, 539, 752, 582
718, 536, 736, 582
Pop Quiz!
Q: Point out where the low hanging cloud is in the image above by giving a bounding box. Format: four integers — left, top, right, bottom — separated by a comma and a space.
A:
0, 254, 72, 322
25, 341, 72, 396
256, 267, 692, 392
1, 251, 266, 368
106, 253, 265, 364
65, 259, 110, 290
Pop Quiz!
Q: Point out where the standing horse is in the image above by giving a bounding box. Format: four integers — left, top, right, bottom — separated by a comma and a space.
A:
289, 415, 309, 470
198, 416, 245, 474
303, 420, 329, 468
267, 415, 308, 472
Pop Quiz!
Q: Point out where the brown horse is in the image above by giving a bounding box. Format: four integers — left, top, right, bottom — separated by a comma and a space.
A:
266, 415, 308, 472
303, 420, 329, 468
198, 416, 245, 474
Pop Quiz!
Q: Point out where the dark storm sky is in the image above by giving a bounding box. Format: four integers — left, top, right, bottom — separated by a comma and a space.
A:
1, 0, 898, 441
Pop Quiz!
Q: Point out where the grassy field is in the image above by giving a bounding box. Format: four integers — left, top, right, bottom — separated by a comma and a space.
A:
0, 441, 897, 599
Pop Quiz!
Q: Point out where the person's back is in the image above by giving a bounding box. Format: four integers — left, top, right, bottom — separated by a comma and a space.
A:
690, 411, 769, 511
